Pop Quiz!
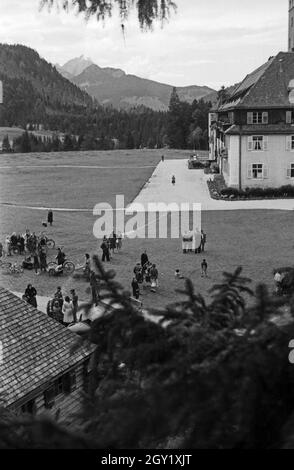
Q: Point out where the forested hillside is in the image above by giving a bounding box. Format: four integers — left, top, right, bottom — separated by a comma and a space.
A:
0, 44, 94, 127
0, 45, 212, 151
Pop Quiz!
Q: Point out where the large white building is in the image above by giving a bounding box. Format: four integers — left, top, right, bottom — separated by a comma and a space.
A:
209, 52, 294, 189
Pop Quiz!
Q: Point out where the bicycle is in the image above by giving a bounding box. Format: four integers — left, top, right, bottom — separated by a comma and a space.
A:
47, 259, 75, 276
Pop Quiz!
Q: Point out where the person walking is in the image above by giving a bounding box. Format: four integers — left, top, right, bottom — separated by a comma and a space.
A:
84, 253, 91, 279
201, 259, 208, 278
117, 232, 123, 251
110, 231, 117, 254
200, 230, 207, 252
47, 209, 53, 226
90, 271, 100, 306
150, 264, 159, 291
70, 289, 79, 323
131, 277, 140, 299
133, 263, 142, 282
39, 246, 47, 273
101, 239, 110, 262
33, 252, 40, 275
62, 296, 74, 327
141, 250, 149, 267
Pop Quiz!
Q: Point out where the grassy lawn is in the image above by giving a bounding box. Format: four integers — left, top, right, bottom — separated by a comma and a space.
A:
0, 149, 293, 310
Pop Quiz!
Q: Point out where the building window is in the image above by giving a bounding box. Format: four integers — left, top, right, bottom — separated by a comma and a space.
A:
248, 164, 268, 180
21, 399, 36, 415
287, 163, 294, 178
286, 136, 294, 150
252, 136, 263, 150
253, 112, 263, 124
54, 377, 65, 396
248, 136, 268, 151
247, 112, 268, 125
252, 164, 264, 179
44, 372, 77, 408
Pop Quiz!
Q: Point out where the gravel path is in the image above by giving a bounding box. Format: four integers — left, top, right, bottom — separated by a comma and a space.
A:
131, 160, 294, 211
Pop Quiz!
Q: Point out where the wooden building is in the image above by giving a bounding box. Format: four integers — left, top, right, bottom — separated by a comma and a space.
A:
0, 287, 95, 423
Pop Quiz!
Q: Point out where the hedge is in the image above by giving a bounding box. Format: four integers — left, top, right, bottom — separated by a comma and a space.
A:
220, 185, 294, 199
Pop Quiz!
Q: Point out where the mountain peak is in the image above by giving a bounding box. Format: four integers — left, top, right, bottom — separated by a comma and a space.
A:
61, 56, 94, 77
56, 55, 216, 110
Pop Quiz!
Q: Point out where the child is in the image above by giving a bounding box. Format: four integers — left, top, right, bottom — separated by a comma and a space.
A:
175, 269, 184, 279
131, 277, 140, 299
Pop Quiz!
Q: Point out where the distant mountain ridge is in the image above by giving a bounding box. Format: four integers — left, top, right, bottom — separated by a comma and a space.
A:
0, 44, 97, 131
57, 56, 217, 111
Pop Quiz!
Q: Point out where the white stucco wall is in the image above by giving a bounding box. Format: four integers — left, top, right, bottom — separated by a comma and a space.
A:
241, 134, 294, 188
225, 135, 240, 186
224, 134, 294, 188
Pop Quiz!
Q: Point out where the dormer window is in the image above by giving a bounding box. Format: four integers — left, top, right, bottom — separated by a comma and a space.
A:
247, 112, 268, 125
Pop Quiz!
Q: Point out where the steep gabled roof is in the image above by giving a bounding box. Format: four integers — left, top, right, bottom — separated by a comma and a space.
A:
218, 52, 294, 110
230, 59, 274, 100
0, 287, 94, 407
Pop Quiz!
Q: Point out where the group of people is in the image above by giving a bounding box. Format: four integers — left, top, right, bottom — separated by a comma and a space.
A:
100, 232, 123, 262
132, 251, 159, 299
0, 230, 51, 259
46, 287, 79, 326
22, 246, 48, 275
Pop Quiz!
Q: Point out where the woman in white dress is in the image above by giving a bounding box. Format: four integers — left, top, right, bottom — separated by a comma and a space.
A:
4, 235, 11, 256
62, 296, 74, 326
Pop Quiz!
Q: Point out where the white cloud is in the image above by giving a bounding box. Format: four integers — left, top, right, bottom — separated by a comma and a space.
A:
0, 0, 289, 88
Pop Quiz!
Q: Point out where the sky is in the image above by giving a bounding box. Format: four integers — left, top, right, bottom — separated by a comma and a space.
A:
0, 0, 289, 90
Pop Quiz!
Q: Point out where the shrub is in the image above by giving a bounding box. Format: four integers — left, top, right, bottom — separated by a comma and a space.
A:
221, 187, 240, 197
280, 185, 294, 197
248, 187, 264, 198
211, 163, 220, 174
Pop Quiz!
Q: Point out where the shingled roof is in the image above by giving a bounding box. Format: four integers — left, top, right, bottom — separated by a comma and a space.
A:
0, 287, 94, 408
218, 52, 294, 110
